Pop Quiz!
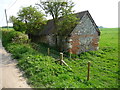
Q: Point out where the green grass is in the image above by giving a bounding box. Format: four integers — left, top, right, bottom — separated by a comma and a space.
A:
1, 28, 119, 88
100, 28, 118, 48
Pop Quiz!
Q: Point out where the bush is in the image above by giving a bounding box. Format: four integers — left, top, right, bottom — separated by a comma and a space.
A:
2, 29, 29, 46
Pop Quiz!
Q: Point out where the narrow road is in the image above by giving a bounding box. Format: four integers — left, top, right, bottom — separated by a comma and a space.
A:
0, 39, 32, 89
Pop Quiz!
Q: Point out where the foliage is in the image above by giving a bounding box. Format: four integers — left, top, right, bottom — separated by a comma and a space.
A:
57, 14, 79, 36
37, 0, 77, 46
9, 16, 26, 33
6, 43, 38, 59
57, 14, 79, 50
2, 28, 29, 46
10, 6, 46, 36
37, 0, 74, 21
2, 28, 118, 88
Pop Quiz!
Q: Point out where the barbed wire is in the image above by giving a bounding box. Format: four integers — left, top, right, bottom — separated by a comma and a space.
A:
91, 63, 117, 73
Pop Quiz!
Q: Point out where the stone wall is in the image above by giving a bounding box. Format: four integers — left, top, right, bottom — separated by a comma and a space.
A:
38, 35, 49, 44
47, 35, 56, 46
65, 14, 100, 54
38, 35, 56, 46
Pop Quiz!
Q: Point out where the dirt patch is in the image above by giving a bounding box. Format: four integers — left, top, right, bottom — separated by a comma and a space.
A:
0, 40, 32, 89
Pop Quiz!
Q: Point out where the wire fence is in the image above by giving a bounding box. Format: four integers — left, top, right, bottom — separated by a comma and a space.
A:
31, 43, 117, 80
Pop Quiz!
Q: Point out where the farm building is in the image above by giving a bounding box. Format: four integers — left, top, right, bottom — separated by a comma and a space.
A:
32, 10, 100, 54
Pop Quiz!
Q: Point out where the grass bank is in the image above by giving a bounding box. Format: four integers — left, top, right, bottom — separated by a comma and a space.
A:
1, 28, 118, 88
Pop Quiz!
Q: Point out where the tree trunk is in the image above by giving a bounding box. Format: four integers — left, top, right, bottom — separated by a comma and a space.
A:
55, 35, 58, 47
59, 36, 64, 51
28, 33, 31, 39
53, 19, 58, 48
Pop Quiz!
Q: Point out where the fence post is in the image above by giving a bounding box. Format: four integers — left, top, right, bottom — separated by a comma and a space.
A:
60, 53, 63, 65
48, 48, 50, 55
69, 49, 72, 59
69, 53, 71, 59
87, 61, 90, 81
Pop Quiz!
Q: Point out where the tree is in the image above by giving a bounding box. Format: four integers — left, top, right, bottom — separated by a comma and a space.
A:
10, 6, 46, 39
37, 0, 78, 50
10, 16, 26, 33
57, 14, 78, 36
57, 13, 79, 51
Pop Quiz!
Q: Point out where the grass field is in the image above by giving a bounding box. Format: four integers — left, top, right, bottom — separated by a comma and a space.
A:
1, 28, 119, 88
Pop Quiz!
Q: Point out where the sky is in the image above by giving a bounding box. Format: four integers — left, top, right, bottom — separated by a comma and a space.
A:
0, 0, 119, 28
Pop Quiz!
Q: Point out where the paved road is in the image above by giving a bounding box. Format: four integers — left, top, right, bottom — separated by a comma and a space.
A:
0, 39, 31, 89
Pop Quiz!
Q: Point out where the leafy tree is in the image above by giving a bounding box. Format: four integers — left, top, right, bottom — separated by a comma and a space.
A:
10, 6, 46, 39
37, 0, 74, 24
10, 16, 26, 33
37, 0, 78, 50
57, 13, 79, 51
57, 14, 78, 36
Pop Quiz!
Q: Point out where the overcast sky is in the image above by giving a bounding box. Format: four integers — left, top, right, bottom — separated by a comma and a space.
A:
0, 0, 119, 28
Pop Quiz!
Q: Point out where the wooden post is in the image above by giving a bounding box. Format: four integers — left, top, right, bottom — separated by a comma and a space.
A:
5, 9, 8, 30
69, 53, 71, 59
48, 48, 50, 55
87, 61, 90, 81
60, 53, 63, 65
69, 49, 71, 59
